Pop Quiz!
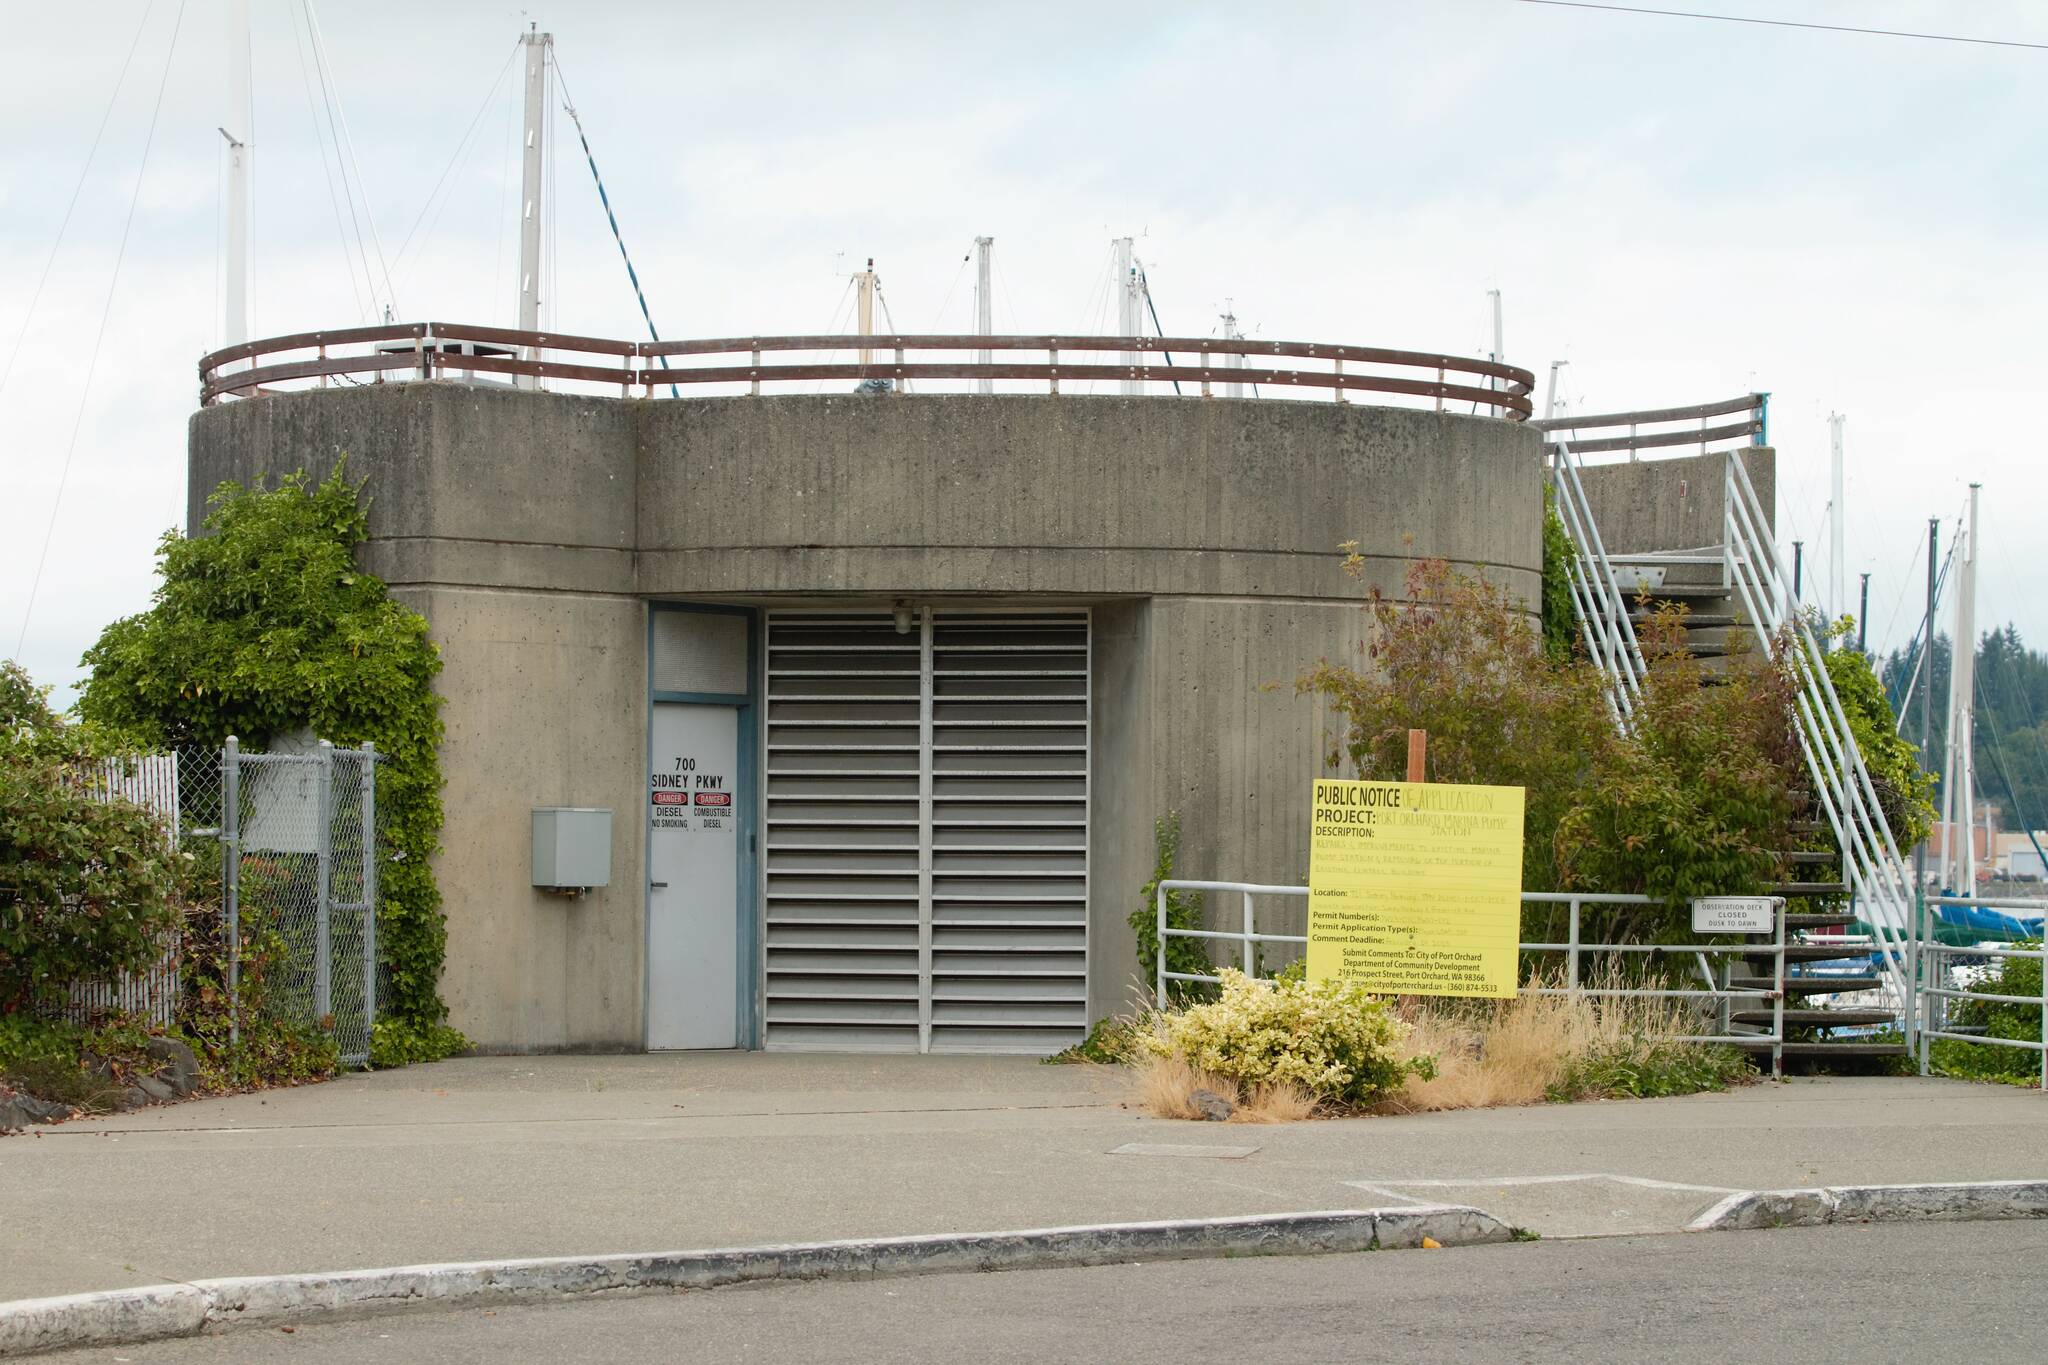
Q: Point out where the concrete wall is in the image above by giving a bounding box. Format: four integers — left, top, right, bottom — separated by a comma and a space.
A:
191, 383, 1543, 1045
190, 386, 648, 1053
1574, 446, 1776, 555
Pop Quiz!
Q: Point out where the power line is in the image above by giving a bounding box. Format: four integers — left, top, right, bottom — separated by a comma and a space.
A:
0, 3, 157, 412
15, 0, 189, 662
1516, 2, 2048, 52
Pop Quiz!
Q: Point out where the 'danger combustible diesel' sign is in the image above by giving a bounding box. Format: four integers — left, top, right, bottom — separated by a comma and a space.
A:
1306, 779, 1525, 998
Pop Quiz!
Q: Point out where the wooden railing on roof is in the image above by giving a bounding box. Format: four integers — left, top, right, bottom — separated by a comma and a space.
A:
197, 323, 1536, 419
1532, 393, 1768, 458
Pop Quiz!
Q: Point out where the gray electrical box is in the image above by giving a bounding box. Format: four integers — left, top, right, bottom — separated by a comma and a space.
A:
532, 808, 612, 890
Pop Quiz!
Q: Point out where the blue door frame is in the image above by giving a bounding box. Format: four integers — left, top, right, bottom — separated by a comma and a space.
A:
645, 602, 761, 1050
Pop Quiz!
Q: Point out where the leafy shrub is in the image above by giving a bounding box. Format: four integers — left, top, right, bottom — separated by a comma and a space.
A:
1, 1013, 174, 1112
1128, 812, 1215, 1004
1822, 638, 1935, 848
176, 898, 340, 1089
1043, 1016, 1145, 1065
1540, 486, 1578, 661
77, 466, 462, 1064
1547, 1035, 1752, 1101
1554, 609, 1804, 927
1932, 942, 2044, 1087
1300, 557, 1613, 898
1140, 968, 1432, 1106
1302, 560, 1807, 938
1, 662, 184, 1013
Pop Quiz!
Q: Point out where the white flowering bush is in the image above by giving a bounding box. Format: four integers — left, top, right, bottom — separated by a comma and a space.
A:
1141, 969, 1433, 1106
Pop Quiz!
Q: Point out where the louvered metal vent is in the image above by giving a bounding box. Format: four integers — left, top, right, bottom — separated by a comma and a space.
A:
762, 611, 1089, 1055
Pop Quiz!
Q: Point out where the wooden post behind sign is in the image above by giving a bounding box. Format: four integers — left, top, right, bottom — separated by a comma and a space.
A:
1400, 727, 1427, 1016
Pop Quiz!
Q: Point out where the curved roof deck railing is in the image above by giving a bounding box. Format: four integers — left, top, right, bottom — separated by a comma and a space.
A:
1532, 393, 1769, 460
197, 323, 1536, 419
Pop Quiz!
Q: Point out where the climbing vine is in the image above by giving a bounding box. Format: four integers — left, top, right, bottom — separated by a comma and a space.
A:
77, 465, 464, 1066
1540, 485, 1578, 661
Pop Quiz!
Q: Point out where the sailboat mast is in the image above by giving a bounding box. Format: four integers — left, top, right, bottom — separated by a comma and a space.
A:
223, 0, 252, 345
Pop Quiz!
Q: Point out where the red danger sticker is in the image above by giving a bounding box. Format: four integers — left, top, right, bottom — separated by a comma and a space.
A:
694, 791, 732, 807
651, 791, 687, 806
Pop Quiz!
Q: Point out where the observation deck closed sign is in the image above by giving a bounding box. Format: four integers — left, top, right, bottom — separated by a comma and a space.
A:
1306, 780, 1525, 998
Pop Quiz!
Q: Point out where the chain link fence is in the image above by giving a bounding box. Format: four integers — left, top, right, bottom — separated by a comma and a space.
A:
169, 741, 384, 1067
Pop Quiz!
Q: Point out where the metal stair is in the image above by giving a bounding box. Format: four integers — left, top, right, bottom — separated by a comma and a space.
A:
1547, 406, 1916, 1069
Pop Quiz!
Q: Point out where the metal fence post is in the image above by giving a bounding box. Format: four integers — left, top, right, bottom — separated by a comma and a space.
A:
1913, 885, 1929, 1075
314, 741, 334, 1024
1771, 900, 1787, 1079
223, 737, 240, 1050
1155, 883, 1168, 1009
360, 741, 378, 1038
1241, 889, 1256, 976
1567, 898, 1580, 992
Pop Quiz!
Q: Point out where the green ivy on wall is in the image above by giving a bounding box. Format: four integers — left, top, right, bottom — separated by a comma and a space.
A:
77, 465, 464, 1066
1540, 485, 1578, 662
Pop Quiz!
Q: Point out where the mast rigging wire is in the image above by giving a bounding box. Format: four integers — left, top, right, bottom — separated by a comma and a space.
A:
1134, 261, 1182, 396
0, 3, 157, 411
552, 52, 676, 396
302, 0, 399, 317
15, 0, 190, 661
390, 40, 521, 283
286, 0, 370, 320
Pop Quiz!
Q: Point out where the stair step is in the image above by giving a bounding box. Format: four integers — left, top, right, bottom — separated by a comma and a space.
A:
1630, 613, 1740, 628
1624, 582, 1730, 598
1730, 975, 1882, 994
1729, 1008, 1898, 1027
1786, 912, 1857, 930
1781, 850, 1836, 866
1768, 881, 1846, 897
1769, 944, 1883, 963
1731, 1040, 1908, 1058
1789, 820, 1826, 834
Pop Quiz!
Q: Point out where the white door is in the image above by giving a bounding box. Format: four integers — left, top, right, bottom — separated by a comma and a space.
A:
648, 702, 741, 1049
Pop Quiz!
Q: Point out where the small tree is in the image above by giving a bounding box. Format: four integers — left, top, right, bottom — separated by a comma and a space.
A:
1300, 555, 1614, 896
1555, 610, 1803, 928
1302, 559, 1807, 940
0, 663, 182, 1013
77, 466, 461, 1064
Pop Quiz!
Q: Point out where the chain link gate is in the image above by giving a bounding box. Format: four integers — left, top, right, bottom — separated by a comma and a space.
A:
215, 739, 382, 1066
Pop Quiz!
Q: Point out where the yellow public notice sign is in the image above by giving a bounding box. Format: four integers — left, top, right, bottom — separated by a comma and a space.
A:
1306, 780, 1525, 998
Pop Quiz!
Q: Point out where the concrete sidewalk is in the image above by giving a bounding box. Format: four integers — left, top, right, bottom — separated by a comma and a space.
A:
3, 1056, 2043, 1303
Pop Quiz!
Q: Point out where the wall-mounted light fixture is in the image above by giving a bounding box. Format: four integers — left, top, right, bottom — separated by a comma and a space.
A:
893, 600, 914, 635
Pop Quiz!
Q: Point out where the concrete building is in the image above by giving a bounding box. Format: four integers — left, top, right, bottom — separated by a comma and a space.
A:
188, 337, 1760, 1056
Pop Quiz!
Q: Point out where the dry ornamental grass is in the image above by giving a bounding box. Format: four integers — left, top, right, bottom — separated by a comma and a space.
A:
1131, 967, 1753, 1121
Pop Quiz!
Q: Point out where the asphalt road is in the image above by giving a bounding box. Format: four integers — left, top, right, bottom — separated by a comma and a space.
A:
62, 1221, 2048, 1364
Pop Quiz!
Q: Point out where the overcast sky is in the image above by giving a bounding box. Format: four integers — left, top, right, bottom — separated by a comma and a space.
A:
4, 0, 2043, 705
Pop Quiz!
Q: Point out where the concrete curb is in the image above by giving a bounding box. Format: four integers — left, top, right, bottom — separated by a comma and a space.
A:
0, 1205, 1510, 1358
1689, 1180, 2048, 1232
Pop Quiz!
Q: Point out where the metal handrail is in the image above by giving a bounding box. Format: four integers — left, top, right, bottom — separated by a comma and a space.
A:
1549, 436, 1646, 723
196, 323, 1536, 417
1533, 393, 1768, 458
1153, 880, 1789, 1071
1720, 450, 1916, 1017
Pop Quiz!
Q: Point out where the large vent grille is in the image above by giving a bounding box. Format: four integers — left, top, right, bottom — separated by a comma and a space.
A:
762, 611, 1089, 1054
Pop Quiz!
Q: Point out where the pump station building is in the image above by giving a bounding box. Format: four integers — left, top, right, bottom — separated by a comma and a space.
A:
189, 326, 1768, 1055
